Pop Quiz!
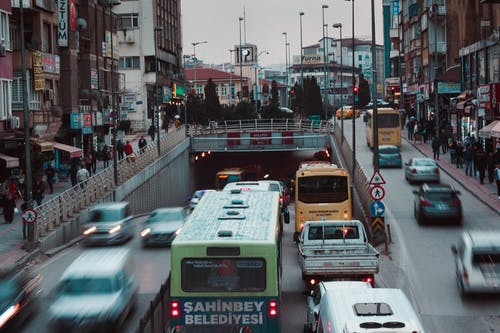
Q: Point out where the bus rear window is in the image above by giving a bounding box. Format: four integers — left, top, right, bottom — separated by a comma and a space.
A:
298, 176, 348, 203
181, 258, 266, 292
378, 114, 399, 128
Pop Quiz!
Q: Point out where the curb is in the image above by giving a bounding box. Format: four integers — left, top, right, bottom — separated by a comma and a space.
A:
404, 137, 500, 216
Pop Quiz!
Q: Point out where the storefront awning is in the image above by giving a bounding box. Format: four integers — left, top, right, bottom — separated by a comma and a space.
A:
479, 120, 500, 139
0, 153, 20, 168
53, 142, 83, 159
457, 90, 474, 100
30, 139, 54, 152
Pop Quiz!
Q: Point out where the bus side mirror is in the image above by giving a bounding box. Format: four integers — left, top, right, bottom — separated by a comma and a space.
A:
363, 114, 368, 123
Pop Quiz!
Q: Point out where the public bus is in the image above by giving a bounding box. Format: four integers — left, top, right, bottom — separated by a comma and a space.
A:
294, 162, 352, 241
169, 190, 283, 333
364, 107, 402, 149
214, 167, 249, 190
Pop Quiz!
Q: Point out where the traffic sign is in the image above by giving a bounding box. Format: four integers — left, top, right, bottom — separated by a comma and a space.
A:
371, 216, 385, 233
22, 208, 37, 224
369, 186, 385, 201
369, 169, 386, 185
369, 201, 385, 217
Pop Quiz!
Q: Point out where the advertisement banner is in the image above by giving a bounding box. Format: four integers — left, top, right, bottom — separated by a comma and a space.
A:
82, 113, 92, 127
70, 113, 82, 129
58, 0, 68, 47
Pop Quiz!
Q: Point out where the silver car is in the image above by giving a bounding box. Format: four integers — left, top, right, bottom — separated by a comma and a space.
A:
404, 157, 440, 184
451, 231, 500, 297
82, 202, 134, 246
140, 207, 188, 247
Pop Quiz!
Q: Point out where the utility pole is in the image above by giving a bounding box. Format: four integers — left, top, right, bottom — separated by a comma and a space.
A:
371, 0, 379, 170
282, 32, 288, 108
433, 2, 440, 139
239, 17, 244, 100
322, 5, 329, 120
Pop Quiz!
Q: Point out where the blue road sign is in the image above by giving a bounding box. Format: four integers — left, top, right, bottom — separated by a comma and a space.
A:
369, 201, 385, 217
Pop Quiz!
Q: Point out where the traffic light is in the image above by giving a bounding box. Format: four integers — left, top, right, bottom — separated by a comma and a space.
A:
353, 86, 359, 106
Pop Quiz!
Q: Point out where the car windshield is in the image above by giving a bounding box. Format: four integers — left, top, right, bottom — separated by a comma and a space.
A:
380, 147, 399, 154
89, 209, 123, 222
472, 253, 500, 267
268, 183, 281, 192
58, 277, 114, 294
414, 159, 436, 166
148, 210, 183, 223
425, 192, 457, 201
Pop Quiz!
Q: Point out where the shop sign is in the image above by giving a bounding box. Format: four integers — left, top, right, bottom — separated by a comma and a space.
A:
82, 127, 93, 134
91, 69, 99, 90
437, 82, 461, 94
43, 53, 60, 74
70, 113, 82, 129
94, 112, 103, 126
82, 113, 92, 127
58, 0, 68, 47
477, 83, 500, 111
32, 51, 45, 91
302, 54, 323, 65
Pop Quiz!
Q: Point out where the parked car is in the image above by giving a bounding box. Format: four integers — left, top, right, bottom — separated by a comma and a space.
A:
139, 207, 188, 247
413, 183, 462, 225
374, 145, 402, 168
404, 157, 440, 184
82, 202, 134, 246
0, 268, 41, 332
188, 189, 215, 210
451, 231, 500, 297
335, 105, 360, 119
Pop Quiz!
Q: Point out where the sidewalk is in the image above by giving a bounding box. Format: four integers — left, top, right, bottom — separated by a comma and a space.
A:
0, 131, 152, 269
402, 130, 500, 215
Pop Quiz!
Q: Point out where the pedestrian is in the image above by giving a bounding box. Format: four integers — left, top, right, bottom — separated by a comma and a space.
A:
101, 145, 110, 168
495, 163, 500, 199
138, 135, 147, 154
32, 177, 45, 206
2, 192, 15, 224
124, 140, 134, 163
406, 118, 415, 141
7, 178, 20, 202
116, 140, 125, 160
475, 148, 487, 184
463, 144, 475, 176
91, 147, 97, 174
456, 141, 464, 168
21, 201, 28, 239
432, 136, 440, 160
84, 151, 93, 176
45, 163, 56, 194
70, 161, 79, 187
440, 129, 448, 153
148, 124, 156, 141
76, 164, 90, 189
487, 151, 495, 184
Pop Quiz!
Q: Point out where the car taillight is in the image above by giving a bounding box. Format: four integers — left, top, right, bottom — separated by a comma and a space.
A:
434, 168, 440, 174
171, 300, 180, 317
411, 168, 417, 174
452, 198, 461, 207
280, 196, 284, 204
269, 300, 278, 317
308, 278, 317, 287
420, 198, 432, 206
364, 276, 374, 285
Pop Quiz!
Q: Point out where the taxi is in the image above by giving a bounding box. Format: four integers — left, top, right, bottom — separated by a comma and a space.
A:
335, 105, 360, 119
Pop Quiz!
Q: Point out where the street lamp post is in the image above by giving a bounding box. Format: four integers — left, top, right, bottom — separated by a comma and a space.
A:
433, 3, 439, 139
228, 49, 236, 106
254, 50, 269, 114
239, 17, 244, 100
333, 23, 343, 143
106, 1, 118, 187
371, 0, 379, 170
282, 32, 288, 108
322, 5, 329, 120
192, 40, 208, 96
154, 27, 163, 157
346, 0, 356, 184
299, 12, 305, 91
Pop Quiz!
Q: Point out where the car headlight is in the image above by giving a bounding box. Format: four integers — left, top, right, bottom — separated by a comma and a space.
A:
0, 304, 20, 328
83, 226, 97, 235
140, 228, 151, 237
108, 225, 121, 234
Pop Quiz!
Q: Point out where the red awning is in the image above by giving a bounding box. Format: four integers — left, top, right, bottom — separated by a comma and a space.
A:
53, 142, 83, 158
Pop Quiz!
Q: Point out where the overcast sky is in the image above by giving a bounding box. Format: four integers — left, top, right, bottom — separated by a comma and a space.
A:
181, 0, 385, 69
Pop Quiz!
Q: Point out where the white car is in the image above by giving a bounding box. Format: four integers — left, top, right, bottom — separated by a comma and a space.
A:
188, 189, 215, 209
451, 231, 500, 297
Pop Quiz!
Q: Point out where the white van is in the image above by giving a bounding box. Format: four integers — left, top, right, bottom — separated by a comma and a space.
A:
49, 248, 138, 333
305, 284, 425, 333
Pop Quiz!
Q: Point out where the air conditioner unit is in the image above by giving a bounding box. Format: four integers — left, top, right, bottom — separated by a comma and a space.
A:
125, 34, 135, 44
44, 89, 54, 100
10, 116, 20, 129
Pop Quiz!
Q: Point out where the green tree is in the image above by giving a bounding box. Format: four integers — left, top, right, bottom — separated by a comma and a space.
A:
234, 101, 257, 120
203, 78, 222, 121
291, 82, 303, 114
358, 73, 371, 108
303, 77, 323, 117
186, 92, 205, 125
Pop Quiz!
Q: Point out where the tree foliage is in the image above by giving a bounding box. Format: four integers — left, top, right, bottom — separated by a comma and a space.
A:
303, 77, 323, 117
358, 73, 371, 108
203, 78, 222, 121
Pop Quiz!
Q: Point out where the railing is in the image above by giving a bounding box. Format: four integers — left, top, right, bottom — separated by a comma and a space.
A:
34, 127, 187, 239
138, 277, 171, 333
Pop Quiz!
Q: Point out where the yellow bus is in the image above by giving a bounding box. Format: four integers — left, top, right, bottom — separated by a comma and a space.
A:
214, 167, 248, 190
364, 107, 402, 149
294, 162, 352, 241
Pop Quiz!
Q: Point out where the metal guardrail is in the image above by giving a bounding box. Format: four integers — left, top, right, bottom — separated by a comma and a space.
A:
34, 127, 187, 238
138, 276, 171, 333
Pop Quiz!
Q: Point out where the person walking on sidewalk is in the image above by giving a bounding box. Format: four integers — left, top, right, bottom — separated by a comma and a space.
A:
148, 124, 156, 141
116, 140, 125, 160
32, 176, 45, 206
2, 191, 15, 224
487, 151, 495, 184
138, 136, 147, 154
101, 145, 110, 168
84, 151, 93, 176
77, 164, 90, 189
45, 163, 55, 194
91, 147, 97, 174
456, 141, 464, 168
475, 148, 487, 184
432, 136, 440, 160
495, 163, 500, 199
463, 144, 475, 176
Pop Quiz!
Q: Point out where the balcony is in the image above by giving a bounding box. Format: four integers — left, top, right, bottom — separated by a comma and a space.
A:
431, 42, 447, 54
118, 30, 137, 44
390, 28, 399, 39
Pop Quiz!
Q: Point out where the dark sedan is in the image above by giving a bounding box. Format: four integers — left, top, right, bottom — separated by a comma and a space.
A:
139, 207, 188, 247
413, 184, 462, 225
374, 145, 402, 168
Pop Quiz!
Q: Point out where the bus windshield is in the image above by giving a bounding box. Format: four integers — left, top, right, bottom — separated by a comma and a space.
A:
378, 114, 400, 128
182, 258, 266, 292
297, 175, 349, 203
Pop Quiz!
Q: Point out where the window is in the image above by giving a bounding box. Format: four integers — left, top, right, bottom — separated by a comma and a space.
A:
42, 23, 51, 53
121, 92, 136, 112
0, 10, 11, 50
0, 80, 12, 120
118, 14, 139, 30
298, 176, 349, 203
230, 83, 235, 98
221, 84, 227, 96
196, 84, 202, 95
119, 56, 140, 69
215, 85, 219, 96
12, 73, 41, 110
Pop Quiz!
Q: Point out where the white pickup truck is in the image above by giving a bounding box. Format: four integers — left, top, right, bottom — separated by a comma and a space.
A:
298, 220, 380, 289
